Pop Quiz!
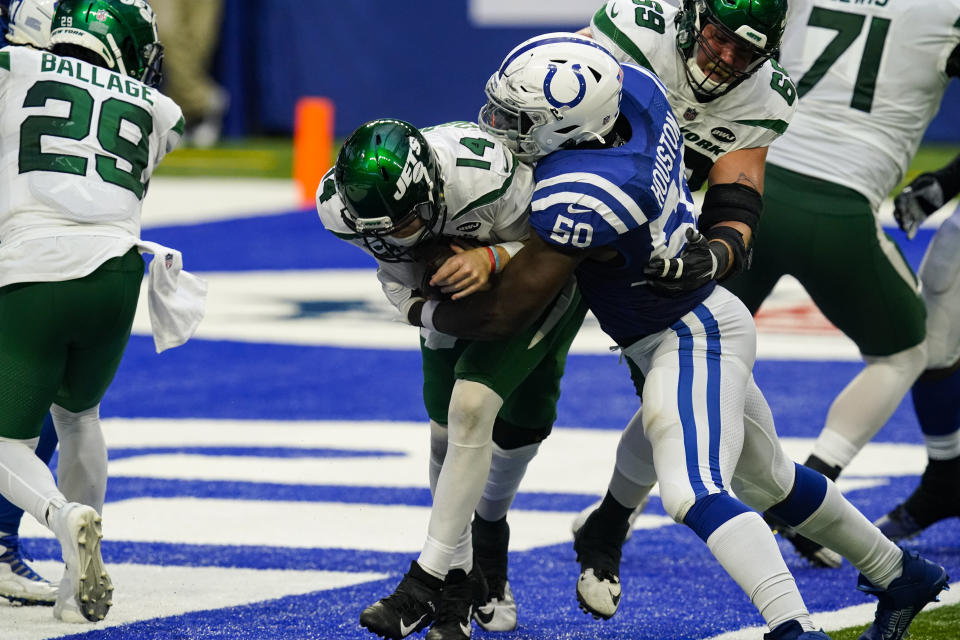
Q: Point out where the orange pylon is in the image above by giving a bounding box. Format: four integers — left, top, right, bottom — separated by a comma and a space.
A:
293, 97, 335, 207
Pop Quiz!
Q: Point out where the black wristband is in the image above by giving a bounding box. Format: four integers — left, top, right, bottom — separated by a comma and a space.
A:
705, 225, 748, 281
407, 300, 425, 326
931, 153, 960, 203
700, 183, 763, 235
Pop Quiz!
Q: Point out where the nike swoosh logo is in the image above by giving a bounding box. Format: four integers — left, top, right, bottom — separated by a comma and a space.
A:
460, 620, 472, 636
567, 203, 593, 215
399, 613, 427, 636
610, 5, 619, 18
475, 606, 495, 625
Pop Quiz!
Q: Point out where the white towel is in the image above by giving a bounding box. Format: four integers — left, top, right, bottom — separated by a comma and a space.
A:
136, 240, 208, 353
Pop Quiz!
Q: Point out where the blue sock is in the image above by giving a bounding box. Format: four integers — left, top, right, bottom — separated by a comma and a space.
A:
912, 368, 960, 438
684, 492, 751, 541
767, 463, 828, 528
0, 414, 59, 535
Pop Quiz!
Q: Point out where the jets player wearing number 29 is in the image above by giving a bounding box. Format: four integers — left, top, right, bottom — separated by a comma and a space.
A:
725, 0, 960, 565
0, 0, 205, 625
0, 0, 62, 609
411, 33, 948, 640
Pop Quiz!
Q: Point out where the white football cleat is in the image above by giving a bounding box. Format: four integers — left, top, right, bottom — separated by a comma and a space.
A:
51, 503, 113, 623
474, 579, 517, 631
0, 532, 57, 605
571, 494, 650, 542
576, 568, 621, 620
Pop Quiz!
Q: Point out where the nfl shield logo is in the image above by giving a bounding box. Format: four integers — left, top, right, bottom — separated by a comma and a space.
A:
683, 107, 698, 121
95, 9, 108, 21
164, 253, 173, 269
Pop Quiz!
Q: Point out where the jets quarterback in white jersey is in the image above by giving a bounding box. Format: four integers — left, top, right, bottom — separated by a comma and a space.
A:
319, 119, 593, 638
316, 120, 533, 339
589, 0, 796, 190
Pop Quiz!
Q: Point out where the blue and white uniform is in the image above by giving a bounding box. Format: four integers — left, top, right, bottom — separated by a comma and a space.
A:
530, 65, 758, 529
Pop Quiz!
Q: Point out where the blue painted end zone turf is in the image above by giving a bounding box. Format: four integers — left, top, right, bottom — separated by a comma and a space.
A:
105, 336, 921, 442
141, 210, 935, 273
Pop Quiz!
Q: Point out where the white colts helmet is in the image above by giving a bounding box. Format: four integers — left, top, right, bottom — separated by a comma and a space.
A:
480, 33, 624, 162
6, 0, 57, 48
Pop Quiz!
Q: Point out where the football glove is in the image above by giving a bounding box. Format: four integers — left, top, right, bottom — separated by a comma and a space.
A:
894, 174, 944, 240
644, 228, 730, 294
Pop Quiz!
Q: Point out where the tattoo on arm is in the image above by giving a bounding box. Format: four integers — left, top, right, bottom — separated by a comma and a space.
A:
734, 172, 760, 192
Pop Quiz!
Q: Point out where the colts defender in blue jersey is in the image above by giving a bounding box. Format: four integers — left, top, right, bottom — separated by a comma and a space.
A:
408, 34, 948, 640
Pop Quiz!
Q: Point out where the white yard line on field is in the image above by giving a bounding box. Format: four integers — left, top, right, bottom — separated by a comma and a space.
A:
707, 583, 959, 640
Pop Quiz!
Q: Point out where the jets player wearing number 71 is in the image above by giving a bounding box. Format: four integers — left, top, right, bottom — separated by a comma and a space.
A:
0, 0, 205, 624
725, 0, 960, 564
413, 33, 949, 640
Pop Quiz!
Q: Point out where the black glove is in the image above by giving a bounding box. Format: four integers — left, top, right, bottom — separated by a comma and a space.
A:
644, 227, 730, 294
894, 173, 944, 240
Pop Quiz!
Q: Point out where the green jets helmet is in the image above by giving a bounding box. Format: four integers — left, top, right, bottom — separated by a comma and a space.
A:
676, 0, 787, 100
49, 0, 164, 88
335, 119, 446, 262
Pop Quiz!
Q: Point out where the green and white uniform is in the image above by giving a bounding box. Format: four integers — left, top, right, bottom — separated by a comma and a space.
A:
728, 0, 960, 355
316, 121, 586, 431
771, 0, 960, 211
590, 0, 798, 190
0, 47, 196, 438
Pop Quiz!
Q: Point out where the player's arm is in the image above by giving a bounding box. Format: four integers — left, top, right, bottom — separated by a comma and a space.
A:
410, 230, 583, 341
701, 146, 766, 278
646, 148, 765, 292
429, 241, 524, 300
376, 264, 427, 325
892, 41, 960, 238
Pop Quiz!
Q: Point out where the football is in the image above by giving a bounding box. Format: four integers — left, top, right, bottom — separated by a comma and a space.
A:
412, 235, 484, 299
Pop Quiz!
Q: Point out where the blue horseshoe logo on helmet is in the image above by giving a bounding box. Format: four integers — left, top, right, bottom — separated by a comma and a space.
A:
543, 63, 587, 109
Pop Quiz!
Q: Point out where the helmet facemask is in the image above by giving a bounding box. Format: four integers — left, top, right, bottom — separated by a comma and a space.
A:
345, 181, 448, 263
336, 122, 448, 263
478, 79, 556, 162
677, 0, 781, 101
479, 34, 623, 163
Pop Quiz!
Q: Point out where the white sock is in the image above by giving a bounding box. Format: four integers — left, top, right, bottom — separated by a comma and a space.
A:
449, 524, 473, 573
475, 441, 540, 522
925, 432, 960, 460
813, 344, 927, 468
50, 403, 107, 513
419, 380, 502, 579
428, 420, 447, 496
790, 481, 903, 588
707, 512, 815, 633
0, 437, 66, 530
610, 408, 658, 508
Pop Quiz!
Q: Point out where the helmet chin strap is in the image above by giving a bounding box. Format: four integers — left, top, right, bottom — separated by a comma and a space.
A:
105, 32, 128, 76
685, 55, 731, 96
